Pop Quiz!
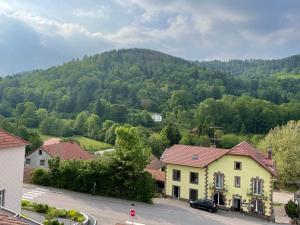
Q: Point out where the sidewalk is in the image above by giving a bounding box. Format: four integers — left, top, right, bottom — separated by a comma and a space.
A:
273, 206, 290, 224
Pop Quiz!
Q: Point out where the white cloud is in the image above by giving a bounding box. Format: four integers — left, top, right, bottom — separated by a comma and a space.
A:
73, 7, 108, 19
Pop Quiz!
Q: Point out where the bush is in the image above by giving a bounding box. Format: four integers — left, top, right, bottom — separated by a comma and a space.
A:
43, 219, 64, 225
31, 168, 51, 185
21, 200, 32, 207
33, 203, 49, 214
285, 200, 299, 218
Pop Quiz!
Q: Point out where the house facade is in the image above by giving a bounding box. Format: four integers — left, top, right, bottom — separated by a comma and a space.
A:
25, 141, 95, 169
0, 129, 28, 213
161, 141, 277, 219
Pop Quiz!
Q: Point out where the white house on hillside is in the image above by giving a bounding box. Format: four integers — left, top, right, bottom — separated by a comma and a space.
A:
0, 129, 28, 213
151, 113, 162, 122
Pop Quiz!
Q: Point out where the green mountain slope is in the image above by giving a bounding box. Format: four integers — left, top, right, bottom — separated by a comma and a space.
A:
197, 55, 300, 77
0, 48, 299, 139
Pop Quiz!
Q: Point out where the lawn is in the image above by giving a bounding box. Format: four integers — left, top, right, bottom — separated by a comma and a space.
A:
72, 136, 112, 152
41, 134, 112, 152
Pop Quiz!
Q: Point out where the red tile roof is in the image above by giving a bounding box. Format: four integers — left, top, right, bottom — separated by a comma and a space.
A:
161, 144, 229, 168
145, 169, 165, 182
0, 213, 28, 225
0, 129, 28, 149
42, 141, 95, 160
228, 141, 277, 177
146, 154, 163, 170
161, 141, 278, 177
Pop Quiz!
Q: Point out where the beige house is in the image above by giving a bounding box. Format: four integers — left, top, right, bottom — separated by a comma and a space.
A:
0, 129, 28, 213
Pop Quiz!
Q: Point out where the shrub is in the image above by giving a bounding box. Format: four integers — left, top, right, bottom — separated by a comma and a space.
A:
43, 219, 64, 225
33, 203, 49, 214
21, 200, 31, 207
285, 200, 299, 218
31, 168, 51, 185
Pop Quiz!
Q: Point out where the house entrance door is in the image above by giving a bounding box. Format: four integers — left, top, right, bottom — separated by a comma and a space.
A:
213, 192, 224, 205
233, 197, 241, 211
172, 186, 180, 199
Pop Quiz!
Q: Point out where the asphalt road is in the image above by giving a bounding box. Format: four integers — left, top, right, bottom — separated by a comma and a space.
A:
23, 184, 279, 225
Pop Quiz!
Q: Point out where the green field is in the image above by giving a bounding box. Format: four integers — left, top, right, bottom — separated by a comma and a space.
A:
41, 134, 112, 152
275, 73, 300, 80
72, 136, 112, 152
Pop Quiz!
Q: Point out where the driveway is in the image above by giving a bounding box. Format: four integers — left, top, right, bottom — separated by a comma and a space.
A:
23, 184, 281, 225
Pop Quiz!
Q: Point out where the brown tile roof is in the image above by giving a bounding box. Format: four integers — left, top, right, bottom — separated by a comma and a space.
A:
0, 213, 28, 225
161, 144, 229, 168
145, 169, 165, 182
0, 129, 28, 149
228, 141, 278, 177
146, 154, 163, 170
41, 141, 95, 160
161, 141, 278, 177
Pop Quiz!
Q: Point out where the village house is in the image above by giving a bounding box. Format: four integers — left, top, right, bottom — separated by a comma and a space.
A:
0, 129, 28, 213
25, 141, 95, 169
161, 141, 277, 220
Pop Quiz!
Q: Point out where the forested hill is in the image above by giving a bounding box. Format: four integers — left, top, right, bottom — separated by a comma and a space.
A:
197, 55, 300, 77
0, 48, 299, 148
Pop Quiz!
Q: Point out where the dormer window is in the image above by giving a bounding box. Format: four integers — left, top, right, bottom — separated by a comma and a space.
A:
192, 154, 198, 160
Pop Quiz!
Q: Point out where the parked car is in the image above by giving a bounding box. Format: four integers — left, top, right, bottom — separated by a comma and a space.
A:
189, 199, 217, 212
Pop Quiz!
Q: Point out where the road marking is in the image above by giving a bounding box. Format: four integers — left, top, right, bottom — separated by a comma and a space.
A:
36, 188, 49, 192
125, 221, 145, 225
28, 190, 46, 194
22, 196, 34, 200
22, 188, 49, 201
23, 193, 40, 197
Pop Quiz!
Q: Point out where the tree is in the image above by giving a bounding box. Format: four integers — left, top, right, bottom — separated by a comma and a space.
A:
110, 126, 155, 202
161, 123, 181, 145
148, 133, 169, 157
258, 120, 300, 185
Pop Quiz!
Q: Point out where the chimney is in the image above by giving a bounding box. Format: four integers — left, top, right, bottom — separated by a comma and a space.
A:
267, 146, 272, 160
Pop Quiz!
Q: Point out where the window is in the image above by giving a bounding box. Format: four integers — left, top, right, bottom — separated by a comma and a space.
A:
234, 161, 241, 170
215, 173, 224, 189
252, 179, 263, 195
172, 169, 181, 181
234, 176, 241, 187
251, 199, 264, 214
40, 160, 45, 166
38, 149, 43, 155
0, 190, 4, 207
189, 189, 198, 201
190, 172, 199, 184
26, 158, 31, 165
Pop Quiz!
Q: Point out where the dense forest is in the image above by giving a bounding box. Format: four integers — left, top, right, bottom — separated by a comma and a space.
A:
197, 55, 300, 77
0, 48, 299, 156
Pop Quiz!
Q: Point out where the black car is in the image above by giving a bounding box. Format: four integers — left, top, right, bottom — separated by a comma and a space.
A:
189, 199, 217, 212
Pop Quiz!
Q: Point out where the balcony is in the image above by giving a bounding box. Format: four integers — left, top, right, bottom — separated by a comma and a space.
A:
247, 189, 268, 200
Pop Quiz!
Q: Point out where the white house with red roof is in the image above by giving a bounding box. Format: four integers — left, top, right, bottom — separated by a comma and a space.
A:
25, 141, 95, 169
161, 141, 278, 220
0, 129, 28, 213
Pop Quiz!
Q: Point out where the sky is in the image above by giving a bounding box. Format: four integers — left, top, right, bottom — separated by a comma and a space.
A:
0, 0, 300, 76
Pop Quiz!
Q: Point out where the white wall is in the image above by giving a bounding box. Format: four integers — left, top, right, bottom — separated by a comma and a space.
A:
0, 146, 25, 213
25, 148, 51, 169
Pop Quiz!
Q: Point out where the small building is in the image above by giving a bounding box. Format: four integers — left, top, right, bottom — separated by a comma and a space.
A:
151, 113, 162, 122
0, 207, 41, 225
145, 154, 165, 191
161, 141, 278, 220
25, 141, 95, 169
0, 129, 28, 213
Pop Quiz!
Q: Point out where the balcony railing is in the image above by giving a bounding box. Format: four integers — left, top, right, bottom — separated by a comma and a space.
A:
247, 189, 268, 200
